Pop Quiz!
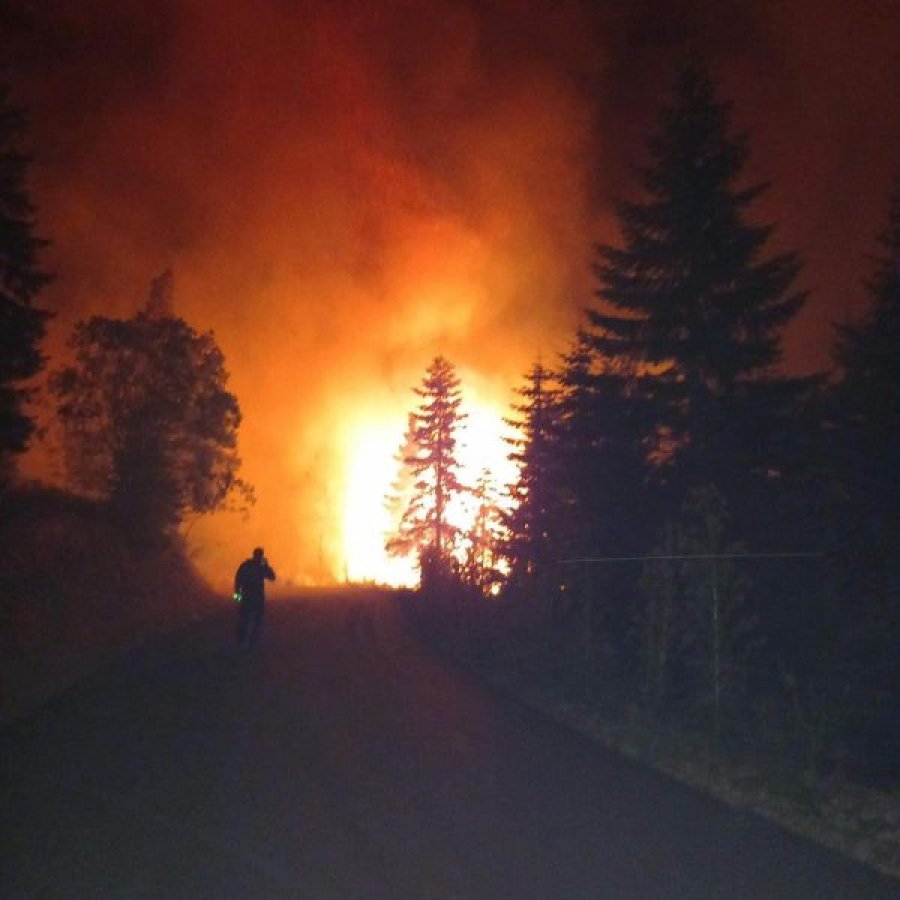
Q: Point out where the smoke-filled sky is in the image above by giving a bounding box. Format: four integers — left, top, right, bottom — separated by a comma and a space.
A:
3, 0, 899, 586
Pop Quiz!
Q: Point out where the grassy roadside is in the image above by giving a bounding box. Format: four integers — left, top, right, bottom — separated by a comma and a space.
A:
0, 486, 222, 724
497, 678, 900, 883
403, 595, 900, 884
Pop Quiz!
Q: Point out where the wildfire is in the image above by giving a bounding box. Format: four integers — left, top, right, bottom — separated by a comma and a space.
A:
339, 377, 517, 586
340, 413, 418, 586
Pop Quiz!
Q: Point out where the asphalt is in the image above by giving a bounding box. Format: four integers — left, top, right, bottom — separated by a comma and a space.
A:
2, 592, 899, 900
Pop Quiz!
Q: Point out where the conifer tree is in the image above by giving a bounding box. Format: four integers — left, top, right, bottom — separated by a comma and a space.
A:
827, 172, 900, 765
554, 341, 654, 664
587, 62, 808, 494
461, 468, 505, 596
0, 85, 50, 480
503, 362, 562, 587
554, 337, 656, 556
386, 357, 468, 582
833, 172, 900, 517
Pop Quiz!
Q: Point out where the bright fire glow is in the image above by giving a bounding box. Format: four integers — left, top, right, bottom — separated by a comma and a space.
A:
340, 381, 517, 587
341, 414, 419, 587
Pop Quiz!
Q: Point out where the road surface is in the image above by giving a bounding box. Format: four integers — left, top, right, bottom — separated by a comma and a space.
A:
3, 593, 898, 899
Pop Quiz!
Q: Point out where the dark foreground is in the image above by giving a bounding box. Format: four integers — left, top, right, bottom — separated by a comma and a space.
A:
2, 593, 898, 900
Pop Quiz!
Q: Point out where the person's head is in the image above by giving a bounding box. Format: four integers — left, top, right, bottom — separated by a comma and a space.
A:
252, 547, 264, 562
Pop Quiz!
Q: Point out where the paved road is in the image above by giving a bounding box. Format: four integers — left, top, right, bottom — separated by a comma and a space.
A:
3, 593, 898, 899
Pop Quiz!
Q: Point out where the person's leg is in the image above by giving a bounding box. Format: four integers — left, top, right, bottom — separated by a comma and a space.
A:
236, 603, 250, 647
249, 602, 265, 647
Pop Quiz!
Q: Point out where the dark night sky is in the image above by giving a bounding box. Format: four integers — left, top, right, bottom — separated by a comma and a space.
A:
2, 0, 899, 582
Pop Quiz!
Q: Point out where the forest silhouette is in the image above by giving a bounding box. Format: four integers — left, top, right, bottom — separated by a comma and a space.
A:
2, 58, 899, 794
382, 65, 900, 785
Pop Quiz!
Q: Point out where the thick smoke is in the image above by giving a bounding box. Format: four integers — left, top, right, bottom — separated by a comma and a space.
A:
4, 0, 899, 584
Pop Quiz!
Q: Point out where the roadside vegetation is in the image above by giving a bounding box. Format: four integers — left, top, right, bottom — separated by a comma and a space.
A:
0, 486, 219, 722
390, 64, 900, 878
0, 85, 248, 723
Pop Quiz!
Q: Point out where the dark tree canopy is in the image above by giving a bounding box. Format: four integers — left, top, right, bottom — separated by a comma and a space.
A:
556, 340, 654, 549
587, 63, 807, 487
0, 84, 50, 477
829, 170, 900, 597
366, 65, 900, 788
386, 356, 467, 574
461, 467, 505, 596
833, 172, 900, 451
816, 172, 900, 769
52, 298, 249, 538
503, 361, 563, 584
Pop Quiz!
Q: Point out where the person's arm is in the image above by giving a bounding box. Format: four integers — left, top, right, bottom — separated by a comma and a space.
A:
263, 562, 275, 581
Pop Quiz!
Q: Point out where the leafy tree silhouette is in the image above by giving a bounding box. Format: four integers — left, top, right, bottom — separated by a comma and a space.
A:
0, 84, 51, 482
51, 274, 252, 540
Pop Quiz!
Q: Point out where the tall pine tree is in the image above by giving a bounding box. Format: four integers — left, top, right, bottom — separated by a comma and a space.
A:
386, 356, 468, 585
556, 338, 653, 558
829, 169, 900, 601
553, 340, 654, 668
587, 63, 807, 500
833, 170, 900, 531
461, 467, 505, 596
0, 85, 50, 481
503, 362, 562, 588
826, 172, 900, 773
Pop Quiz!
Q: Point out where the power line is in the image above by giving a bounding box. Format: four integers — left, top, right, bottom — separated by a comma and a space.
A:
558, 551, 823, 564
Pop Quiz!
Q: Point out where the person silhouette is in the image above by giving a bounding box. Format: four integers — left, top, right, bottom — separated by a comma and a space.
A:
234, 547, 276, 648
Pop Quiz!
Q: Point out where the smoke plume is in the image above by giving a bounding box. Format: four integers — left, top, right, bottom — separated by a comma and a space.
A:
4, 0, 899, 583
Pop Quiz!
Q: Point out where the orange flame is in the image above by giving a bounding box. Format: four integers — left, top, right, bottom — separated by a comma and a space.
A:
339, 374, 517, 586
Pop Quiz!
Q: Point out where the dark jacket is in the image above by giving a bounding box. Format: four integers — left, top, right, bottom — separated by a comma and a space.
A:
234, 557, 276, 604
